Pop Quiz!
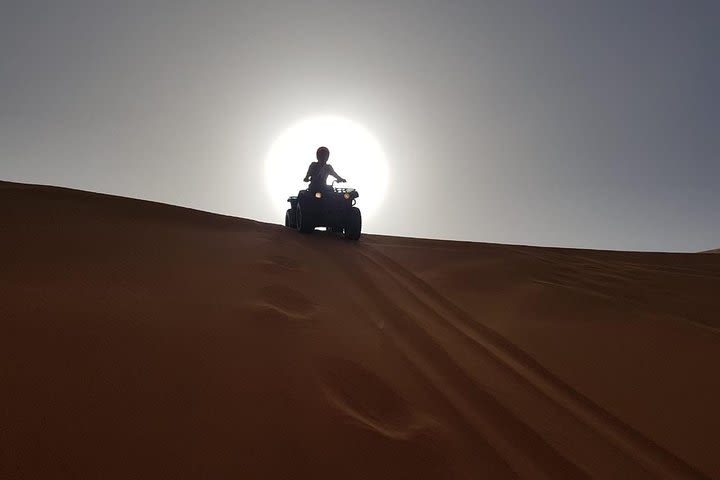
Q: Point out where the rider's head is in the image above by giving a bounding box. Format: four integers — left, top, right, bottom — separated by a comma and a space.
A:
316, 146, 330, 164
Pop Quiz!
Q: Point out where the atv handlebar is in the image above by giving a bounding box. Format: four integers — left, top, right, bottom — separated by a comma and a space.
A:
303, 178, 346, 184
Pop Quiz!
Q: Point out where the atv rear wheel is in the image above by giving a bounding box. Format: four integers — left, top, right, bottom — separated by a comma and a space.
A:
345, 207, 362, 240
296, 205, 314, 234
285, 209, 296, 228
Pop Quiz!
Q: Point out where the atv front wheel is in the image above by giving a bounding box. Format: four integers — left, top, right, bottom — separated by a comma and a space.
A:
296, 206, 314, 234
345, 207, 362, 240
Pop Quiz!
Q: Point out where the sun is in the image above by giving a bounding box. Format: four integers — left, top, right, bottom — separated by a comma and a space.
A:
265, 115, 389, 223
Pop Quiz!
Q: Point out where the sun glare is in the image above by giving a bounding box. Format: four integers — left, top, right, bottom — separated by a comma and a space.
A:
265, 115, 389, 223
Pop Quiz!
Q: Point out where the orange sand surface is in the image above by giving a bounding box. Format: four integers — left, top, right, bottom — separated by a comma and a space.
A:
2, 181, 719, 479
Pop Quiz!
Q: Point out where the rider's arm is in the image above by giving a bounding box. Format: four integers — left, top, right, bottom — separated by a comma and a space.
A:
328, 165, 346, 182
303, 163, 314, 182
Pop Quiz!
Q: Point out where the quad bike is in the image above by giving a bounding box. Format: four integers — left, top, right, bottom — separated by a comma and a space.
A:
285, 180, 362, 240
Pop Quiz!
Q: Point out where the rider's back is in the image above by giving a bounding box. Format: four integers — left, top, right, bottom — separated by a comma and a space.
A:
308, 162, 332, 191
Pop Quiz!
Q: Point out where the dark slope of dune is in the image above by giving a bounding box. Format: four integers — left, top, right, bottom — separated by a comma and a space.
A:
2, 180, 719, 479
703, 248, 720, 253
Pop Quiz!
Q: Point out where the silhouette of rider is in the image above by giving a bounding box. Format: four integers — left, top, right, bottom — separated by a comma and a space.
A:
304, 146, 345, 192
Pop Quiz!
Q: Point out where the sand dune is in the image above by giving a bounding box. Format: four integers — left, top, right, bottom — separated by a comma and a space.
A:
2, 180, 719, 479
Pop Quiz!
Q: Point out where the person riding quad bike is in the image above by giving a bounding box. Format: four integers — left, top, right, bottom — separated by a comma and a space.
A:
285, 146, 362, 240
303, 146, 346, 191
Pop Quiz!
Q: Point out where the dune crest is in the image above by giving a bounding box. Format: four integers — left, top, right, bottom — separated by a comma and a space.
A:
2, 181, 719, 479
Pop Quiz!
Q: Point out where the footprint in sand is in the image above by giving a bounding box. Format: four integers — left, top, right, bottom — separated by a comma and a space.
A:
256, 255, 303, 275
257, 285, 316, 316
245, 285, 317, 324
318, 357, 435, 440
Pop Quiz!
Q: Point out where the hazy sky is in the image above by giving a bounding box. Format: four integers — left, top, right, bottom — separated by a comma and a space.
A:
2, 1, 718, 251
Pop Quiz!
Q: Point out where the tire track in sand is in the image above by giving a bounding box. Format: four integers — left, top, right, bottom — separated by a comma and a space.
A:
299, 238, 588, 479
350, 243, 709, 479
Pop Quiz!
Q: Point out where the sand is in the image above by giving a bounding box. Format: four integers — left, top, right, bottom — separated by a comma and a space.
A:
2, 180, 719, 479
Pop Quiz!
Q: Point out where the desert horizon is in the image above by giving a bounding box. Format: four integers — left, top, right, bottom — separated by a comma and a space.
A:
3, 179, 719, 479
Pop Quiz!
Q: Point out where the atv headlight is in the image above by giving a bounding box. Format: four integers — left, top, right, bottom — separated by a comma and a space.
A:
343, 193, 350, 200
315, 192, 322, 199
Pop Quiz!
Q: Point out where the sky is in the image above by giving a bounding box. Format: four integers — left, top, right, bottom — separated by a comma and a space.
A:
1, 0, 718, 252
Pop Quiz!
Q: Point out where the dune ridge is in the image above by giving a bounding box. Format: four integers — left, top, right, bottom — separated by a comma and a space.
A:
2, 180, 719, 479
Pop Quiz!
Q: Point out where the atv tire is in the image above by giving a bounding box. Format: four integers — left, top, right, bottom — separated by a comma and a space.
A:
296, 205, 314, 234
345, 207, 362, 241
285, 209, 296, 228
